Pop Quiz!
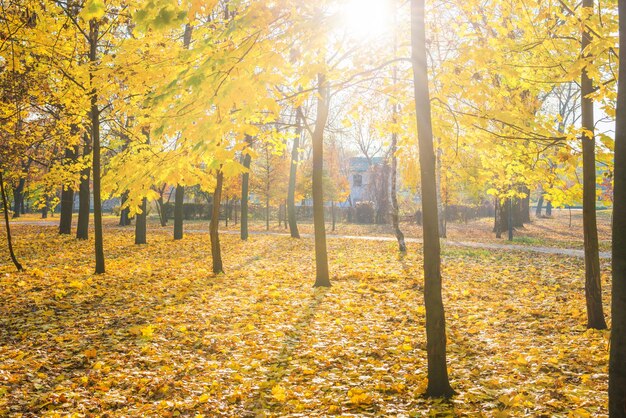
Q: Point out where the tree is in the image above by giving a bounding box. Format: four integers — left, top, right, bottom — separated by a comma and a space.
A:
210, 170, 224, 274
241, 136, 253, 240
287, 111, 302, 238
410, 0, 454, 398
311, 74, 331, 288
580, 0, 607, 330
610, 0, 626, 413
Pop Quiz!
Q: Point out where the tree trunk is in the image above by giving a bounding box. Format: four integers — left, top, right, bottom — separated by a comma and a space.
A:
536, 192, 544, 217
0, 171, 23, 271
521, 186, 531, 224
288, 112, 302, 238
546, 200, 552, 217
312, 74, 331, 288
331, 200, 336, 232
436, 145, 446, 238
59, 148, 76, 235
609, 0, 626, 411
225, 195, 230, 227
266, 195, 270, 231
135, 198, 147, 244
76, 134, 91, 240
119, 192, 131, 226
410, 0, 454, 398
391, 127, 406, 252
581, 0, 607, 330
241, 136, 252, 240
156, 195, 167, 227
90, 20, 105, 274
174, 185, 184, 240
12, 178, 25, 218
210, 170, 224, 274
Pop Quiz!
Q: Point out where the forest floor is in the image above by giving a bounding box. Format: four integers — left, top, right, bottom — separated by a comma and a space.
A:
0, 218, 612, 417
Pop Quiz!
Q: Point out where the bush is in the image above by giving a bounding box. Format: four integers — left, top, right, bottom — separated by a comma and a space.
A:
355, 201, 375, 224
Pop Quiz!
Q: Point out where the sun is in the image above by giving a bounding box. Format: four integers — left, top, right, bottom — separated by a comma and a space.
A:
341, 0, 394, 40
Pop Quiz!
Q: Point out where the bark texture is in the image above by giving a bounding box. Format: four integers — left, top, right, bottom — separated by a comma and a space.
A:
210, 171, 224, 274
581, 0, 607, 330
610, 0, 626, 413
312, 74, 331, 288
410, 0, 454, 398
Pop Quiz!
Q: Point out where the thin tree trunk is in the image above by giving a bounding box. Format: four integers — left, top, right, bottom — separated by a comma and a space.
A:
266, 195, 270, 231
89, 20, 105, 274
210, 170, 224, 274
156, 195, 167, 227
171, 25, 194, 241
135, 198, 147, 244
536, 190, 544, 217
0, 171, 23, 271
119, 192, 130, 226
241, 136, 252, 240
581, 0, 607, 330
312, 74, 331, 288
225, 195, 230, 227
546, 200, 552, 217
174, 185, 184, 240
76, 134, 91, 240
59, 148, 76, 235
331, 200, 336, 232
410, 0, 454, 398
391, 127, 406, 252
436, 145, 446, 238
288, 112, 302, 238
609, 0, 626, 411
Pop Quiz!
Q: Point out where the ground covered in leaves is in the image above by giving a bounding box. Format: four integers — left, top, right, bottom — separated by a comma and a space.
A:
0, 222, 612, 416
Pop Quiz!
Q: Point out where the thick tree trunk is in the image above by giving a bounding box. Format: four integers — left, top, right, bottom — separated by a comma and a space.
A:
241, 136, 252, 240
76, 135, 91, 240
135, 198, 147, 245
411, 0, 454, 398
546, 200, 552, 217
581, 0, 607, 330
210, 171, 224, 274
12, 178, 25, 218
59, 147, 77, 235
521, 186, 531, 224
609, 1, 626, 412
90, 20, 105, 274
174, 185, 184, 240
0, 171, 23, 271
288, 112, 301, 238
312, 74, 331, 288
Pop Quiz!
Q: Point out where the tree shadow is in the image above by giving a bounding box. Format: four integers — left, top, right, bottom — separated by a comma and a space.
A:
241, 288, 329, 414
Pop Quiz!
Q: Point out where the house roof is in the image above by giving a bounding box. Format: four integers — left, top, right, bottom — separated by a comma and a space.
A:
349, 157, 383, 172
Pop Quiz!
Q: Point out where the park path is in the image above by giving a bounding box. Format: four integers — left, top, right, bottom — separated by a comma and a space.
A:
8, 219, 611, 259
195, 229, 612, 260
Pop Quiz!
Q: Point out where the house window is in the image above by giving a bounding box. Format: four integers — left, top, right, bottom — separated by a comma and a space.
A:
353, 174, 363, 187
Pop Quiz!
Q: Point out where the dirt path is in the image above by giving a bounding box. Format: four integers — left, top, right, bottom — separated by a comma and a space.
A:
201, 229, 613, 259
